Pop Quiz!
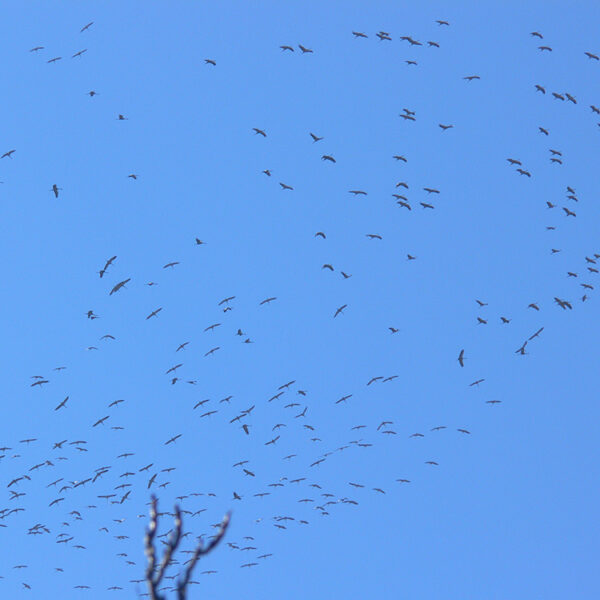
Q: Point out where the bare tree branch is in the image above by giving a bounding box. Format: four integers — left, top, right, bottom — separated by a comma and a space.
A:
145, 496, 161, 600
155, 507, 182, 586
144, 495, 230, 600
177, 512, 231, 599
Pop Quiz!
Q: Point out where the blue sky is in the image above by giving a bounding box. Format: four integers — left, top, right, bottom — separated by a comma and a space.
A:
1, 1, 599, 598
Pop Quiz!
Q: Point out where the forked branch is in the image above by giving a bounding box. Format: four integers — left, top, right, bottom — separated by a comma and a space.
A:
144, 495, 230, 600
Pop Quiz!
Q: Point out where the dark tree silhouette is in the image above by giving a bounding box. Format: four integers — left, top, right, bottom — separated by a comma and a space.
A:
144, 495, 230, 599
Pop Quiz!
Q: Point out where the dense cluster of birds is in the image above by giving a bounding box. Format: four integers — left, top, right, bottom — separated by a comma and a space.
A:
1, 14, 598, 598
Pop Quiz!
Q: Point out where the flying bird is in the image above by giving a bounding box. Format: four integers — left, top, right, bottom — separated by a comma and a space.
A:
554, 297, 573, 310
54, 397, 69, 411
529, 327, 544, 340
109, 279, 131, 295
334, 304, 347, 318
515, 341, 528, 355
102, 255, 117, 274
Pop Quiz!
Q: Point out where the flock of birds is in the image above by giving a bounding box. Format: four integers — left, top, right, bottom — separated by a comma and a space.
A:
1, 14, 599, 598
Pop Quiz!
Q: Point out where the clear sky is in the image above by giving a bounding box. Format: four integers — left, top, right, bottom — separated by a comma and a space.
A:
1, 1, 599, 598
